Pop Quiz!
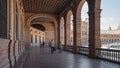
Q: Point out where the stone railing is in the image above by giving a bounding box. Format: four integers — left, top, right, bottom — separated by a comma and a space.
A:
77, 46, 89, 55
0, 38, 27, 68
66, 45, 89, 55
67, 45, 73, 52
66, 45, 120, 63
96, 48, 120, 63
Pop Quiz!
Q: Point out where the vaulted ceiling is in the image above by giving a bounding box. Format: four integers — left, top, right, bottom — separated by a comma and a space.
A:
22, 0, 73, 15
31, 17, 53, 23
31, 17, 54, 23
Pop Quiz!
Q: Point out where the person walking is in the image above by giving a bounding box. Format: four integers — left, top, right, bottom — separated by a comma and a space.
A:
48, 40, 51, 51
51, 40, 56, 53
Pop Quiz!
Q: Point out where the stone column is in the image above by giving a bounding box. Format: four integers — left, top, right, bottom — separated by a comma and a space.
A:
75, 18, 82, 49
73, 13, 82, 53
58, 19, 60, 48
88, 9, 101, 57
64, 16, 67, 50
73, 14, 77, 53
55, 26, 58, 47
9, 0, 16, 40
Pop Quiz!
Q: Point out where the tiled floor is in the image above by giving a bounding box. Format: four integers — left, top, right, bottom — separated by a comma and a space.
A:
14, 46, 120, 68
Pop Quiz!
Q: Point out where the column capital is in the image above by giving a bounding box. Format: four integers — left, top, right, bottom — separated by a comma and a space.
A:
95, 8, 102, 13
88, 9, 102, 15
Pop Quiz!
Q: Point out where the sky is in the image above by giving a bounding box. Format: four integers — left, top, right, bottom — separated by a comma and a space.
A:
81, 0, 120, 30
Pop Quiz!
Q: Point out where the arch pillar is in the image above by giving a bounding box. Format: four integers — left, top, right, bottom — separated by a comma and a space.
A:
73, 13, 77, 53
75, 17, 82, 48
26, 14, 58, 47
58, 19, 60, 48
73, 10, 81, 53
8, 0, 16, 40
88, 2, 102, 57
55, 26, 58, 47
70, 1, 83, 53
63, 16, 67, 50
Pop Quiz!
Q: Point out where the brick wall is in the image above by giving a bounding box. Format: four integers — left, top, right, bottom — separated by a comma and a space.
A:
0, 38, 26, 68
0, 39, 10, 68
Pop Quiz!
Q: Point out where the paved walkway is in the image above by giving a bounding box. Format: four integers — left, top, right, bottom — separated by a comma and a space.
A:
14, 46, 120, 68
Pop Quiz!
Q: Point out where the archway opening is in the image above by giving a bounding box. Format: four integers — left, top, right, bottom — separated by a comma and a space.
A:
81, 1, 89, 47
100, 0, 120, 49
60, 17, 65, 45
30, 24, 46, 46
29, 16, 55, 47
66, 10, 73, 46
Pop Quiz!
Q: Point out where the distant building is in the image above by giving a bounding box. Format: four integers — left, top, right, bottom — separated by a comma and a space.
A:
80, 21, 120, 47
101, 25, 120, 45
81, 21, 89, 46
30, 27, 45, 46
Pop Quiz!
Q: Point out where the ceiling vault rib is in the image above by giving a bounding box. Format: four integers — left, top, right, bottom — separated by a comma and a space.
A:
44, 0, 47, 12
37, 0, 39, 12
37, 0, 40, 12
29, 0, 31, 12
45, 1, 48, 11
27, 0, 28, 12
40, 0, 43, 12
32, 0, 34, 12
39, 0, 41, 12
33, 0, 37, 12
43, 0, 46, 12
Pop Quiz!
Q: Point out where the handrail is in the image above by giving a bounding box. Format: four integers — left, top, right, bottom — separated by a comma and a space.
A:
97, 48, 120, 52
96, 48, 120, 63
77, 46, 89, 55
67, 45, 73, 52
65, 45, 120, 63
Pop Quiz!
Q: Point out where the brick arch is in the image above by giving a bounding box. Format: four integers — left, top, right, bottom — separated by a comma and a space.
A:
31, 22, 55, 45
31, 24, 46, 31
26, 14, 58, 28
76, 0, 88, 20
31, 22, 54, 31
60, 17, 64, 26
27, 14, 58, 46
76, 0, 101, 21
73, 0, 89, 48
66, 10, 73, 18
